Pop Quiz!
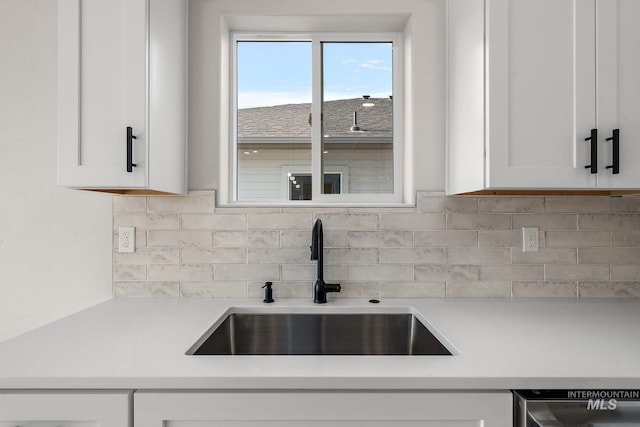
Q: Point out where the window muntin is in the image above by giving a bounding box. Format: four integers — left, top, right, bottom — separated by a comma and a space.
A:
233, 33, 402, 204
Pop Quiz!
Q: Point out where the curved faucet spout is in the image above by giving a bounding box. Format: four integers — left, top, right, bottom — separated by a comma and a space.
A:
310, 219, 340, 303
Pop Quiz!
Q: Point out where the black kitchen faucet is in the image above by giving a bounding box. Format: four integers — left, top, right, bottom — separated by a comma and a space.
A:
310, 219, 341, 303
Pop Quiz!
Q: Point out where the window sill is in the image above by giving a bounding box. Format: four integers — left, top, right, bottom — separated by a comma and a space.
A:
215, 201, 416, 210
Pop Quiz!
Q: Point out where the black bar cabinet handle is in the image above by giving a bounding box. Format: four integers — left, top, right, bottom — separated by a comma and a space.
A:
605, 129, 620, 174
126, 126, 137, 173
584, 128, 597, 174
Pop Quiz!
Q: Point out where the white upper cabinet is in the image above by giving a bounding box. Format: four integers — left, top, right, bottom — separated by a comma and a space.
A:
58, 0, 187, 194
596, 0, 640, 188
447, 0, 640, 194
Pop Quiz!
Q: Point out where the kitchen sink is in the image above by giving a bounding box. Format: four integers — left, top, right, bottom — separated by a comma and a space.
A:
186, 308, 453, 356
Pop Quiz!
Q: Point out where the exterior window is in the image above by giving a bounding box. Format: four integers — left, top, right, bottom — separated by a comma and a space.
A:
233, 33, 403, 204
289, 173, 342, 201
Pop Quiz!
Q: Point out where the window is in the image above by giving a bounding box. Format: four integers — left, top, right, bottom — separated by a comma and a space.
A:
232, 33, 403, 204
289, 173, 342, 201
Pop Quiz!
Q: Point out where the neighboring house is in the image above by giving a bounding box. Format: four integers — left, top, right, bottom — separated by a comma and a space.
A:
237, 97, 393, 201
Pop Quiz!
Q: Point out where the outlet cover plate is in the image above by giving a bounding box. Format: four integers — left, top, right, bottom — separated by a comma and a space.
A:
522, 227, 539, 252
119, 226, 135, 253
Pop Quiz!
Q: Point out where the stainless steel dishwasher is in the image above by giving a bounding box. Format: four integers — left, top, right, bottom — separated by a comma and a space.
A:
514, 390, 640, 426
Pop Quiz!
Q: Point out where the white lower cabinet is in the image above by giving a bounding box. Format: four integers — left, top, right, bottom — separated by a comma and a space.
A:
0, 391, 131, 427
134, 391, 512, 427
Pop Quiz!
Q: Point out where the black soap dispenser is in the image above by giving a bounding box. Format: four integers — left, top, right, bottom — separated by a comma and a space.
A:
262, 281, 274, 303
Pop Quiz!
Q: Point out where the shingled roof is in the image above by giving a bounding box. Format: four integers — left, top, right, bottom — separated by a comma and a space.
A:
238, 97, 393, 139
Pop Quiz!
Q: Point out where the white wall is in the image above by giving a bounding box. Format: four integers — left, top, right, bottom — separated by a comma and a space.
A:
0, 0, 113, 342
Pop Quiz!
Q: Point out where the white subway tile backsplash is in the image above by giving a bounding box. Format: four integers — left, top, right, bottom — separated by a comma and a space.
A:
113, 265, 146, 282
579, 248, 640, 265
512, 281, 577, 298
347, 230, 413, 248
181, 247, 246, 264
446, 281, 511, 298
113, 248, 180, 265
337, 281, 381, 298
611, 265, 640, 281
214, 264, 279, 281
447, 213, 511, 230
347, 264, 413, 281
478, 230, 525, 248
280, 230, 346, 248
248, 248, 311, 264
544, 197, 610, 213
114, 213, 179, 230
148, 230, 212, 247
579, 214, 640, 230
281, 265, 346, 281
546, 231, 610, 247
511, 247, 576, 264
147, 193, 213, 213
381, 281, 446, 298
380, 213, 445, 230
447, 248, 511, 265
479, 265, 544, 281
180, 281, 247, 298
478, 197, 543, 213
546, 265, 610, 281
325, 248, 379, 265
579, 282, 640, 298
148, 265, 216, 281
417, 195, 477, 213
414, 230, 477, 247
182, 214, 247, 230
316, 214, 379, 230
610, 197, 640, 213
113, 196, 146, 213
414, 265, 479, 281
248, 281, 310, 299
512, 214, 577, 230
112, 191, 640, 299
248, 213, 311, 230
215, 231, 280, 248
612, 231, 640, 247
379, 248, 445, 264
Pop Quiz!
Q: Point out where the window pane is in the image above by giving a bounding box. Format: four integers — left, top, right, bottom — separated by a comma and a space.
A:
322, 42, 394, 194
236, 41, 312, 201
289, 173, 341, 201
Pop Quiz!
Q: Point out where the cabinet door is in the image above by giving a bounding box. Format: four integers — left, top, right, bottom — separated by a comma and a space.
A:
58, 0, 147, 189
0, 391, 130, 426
135, 392, 512, 427
596, 0, 640, 188
487, 0, 597, 189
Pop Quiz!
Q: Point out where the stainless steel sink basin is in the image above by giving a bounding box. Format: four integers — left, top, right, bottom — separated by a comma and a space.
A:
186, 308, 453, 356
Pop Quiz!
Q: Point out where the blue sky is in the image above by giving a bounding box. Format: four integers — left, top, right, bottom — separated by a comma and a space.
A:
237, 41, 393, 108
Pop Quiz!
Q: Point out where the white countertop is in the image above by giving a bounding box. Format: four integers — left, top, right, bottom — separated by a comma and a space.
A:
0, 297, 638, 390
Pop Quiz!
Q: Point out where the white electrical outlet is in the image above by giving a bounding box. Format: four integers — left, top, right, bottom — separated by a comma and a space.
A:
522, 227, 539, 252
119, 226, 135, 253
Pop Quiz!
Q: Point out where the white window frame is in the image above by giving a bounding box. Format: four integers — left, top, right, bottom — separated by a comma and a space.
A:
230, 32, 404, 206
